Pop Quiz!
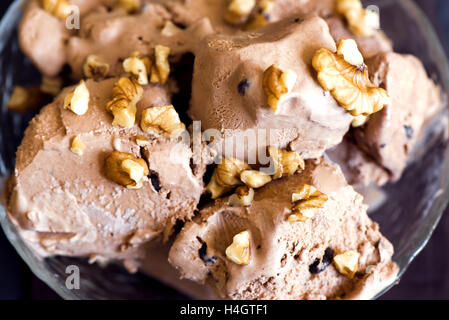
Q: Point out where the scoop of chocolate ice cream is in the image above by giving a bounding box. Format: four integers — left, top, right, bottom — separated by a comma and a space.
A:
4, 78, 210, 269
188, 16, 353, 161
353, 52, 442, 180
169, 158, 398, 299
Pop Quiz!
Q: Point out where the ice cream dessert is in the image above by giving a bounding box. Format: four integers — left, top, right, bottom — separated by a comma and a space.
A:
3, 0, 445, 300
169, 158, 398, 300
4, 77, 211, 271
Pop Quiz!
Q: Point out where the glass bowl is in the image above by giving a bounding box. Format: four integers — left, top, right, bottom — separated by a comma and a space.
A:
1, 0, 449, 300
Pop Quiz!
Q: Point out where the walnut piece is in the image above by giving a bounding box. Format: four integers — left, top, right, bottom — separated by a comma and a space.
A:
351, 115, 369, 127
268, 146, 305, 180
123, 51, 149, 85
337, 0, 380, 37
83, 56, 110, 81
206, 157, 250, 199
63, 80, 90, 116
246, 0, 275, 30
116, 0, 141, 13
225, 0, 256, 25
105, 151, 149, 189
106, 77, 143, 128
333, 250, 360, 279
161, 21, 182, 37
150, 45, 171, 85
70, 135, 86, 156
7, 86, 47, 113
240, 170, 272, 189
41, 0, 71, 19
225, 230, 251, 265
312, 38, 390, 116
228, 186, 254, 207
289, 184, 328, 223
262, 65, 297, 112
140, 105, 186, 138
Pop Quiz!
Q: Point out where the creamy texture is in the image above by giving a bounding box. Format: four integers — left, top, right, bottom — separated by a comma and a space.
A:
189, 16, 353, 161
169, 158, 398, 300
5, 78, 210, 269
354, 53, 442, 180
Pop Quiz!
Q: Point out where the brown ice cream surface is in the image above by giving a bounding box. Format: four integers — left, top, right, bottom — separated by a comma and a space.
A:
4, 78, 209, 269
169, 158, 398, 300
353, 52, 442, 181
189, 16, 353, 161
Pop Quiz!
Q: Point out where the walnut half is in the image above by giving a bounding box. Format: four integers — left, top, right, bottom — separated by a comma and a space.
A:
105, 151, 149, 189
333, 250, 360, 279
337, 0, 380, 37
268, 146, 305, 180
63, 80, 90, 116
312, 38, 390, 117
225, 230, 251, 265
206, 157, 250, 199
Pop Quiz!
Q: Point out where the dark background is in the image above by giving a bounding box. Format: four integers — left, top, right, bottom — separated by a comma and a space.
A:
0, 0, 448, 300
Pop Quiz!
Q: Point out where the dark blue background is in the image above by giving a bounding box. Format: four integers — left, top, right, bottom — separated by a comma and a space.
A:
0, 0, 448, 300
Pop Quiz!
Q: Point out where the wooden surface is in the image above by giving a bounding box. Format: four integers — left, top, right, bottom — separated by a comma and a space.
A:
0, 0, 448, 299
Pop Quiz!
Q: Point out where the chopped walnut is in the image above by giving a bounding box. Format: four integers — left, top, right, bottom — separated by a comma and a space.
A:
225, 230, 251, 265
41, 0, 72, 19
161, 21, 182, 37
70, 135, 86, 156
105, 151, 149, 189
123, 51, 149, 85
63, 80, 90, 116
106, 77, 143, 128
140, 105, 186, 138
116, 0, 141, 13
7, 86, 47, 113
268, 146, 305, 180
337, 0, 380, 37
240, 170, 272, 189
225, 0, 256, 25
333, 250, 360, 279
289, 184, 328, 223
83, 56, 110, 81
228, 186, 254, 207
150, 45, 171, 85
206, 157, 250, 199
312, 38, 390, 116
246, 0, 275, 30
262, 65, 297, 112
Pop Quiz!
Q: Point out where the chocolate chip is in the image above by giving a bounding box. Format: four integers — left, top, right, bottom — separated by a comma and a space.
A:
238, 79, 251, 96
380, 143, 387, 149
309, 247, 334, 274
197, 237, 217, 264
149, 172, 161, 192
264, 14, 271, 21
404, 125, 414, 139
294, 17, 302, 23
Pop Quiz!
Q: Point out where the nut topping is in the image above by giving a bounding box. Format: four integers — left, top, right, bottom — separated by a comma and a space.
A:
83, 56, 110, 81
150, 45, 171, 85
116, 0, 141, 13
225, 230, 251, 265
333, 250, 360, 279
337, 0, 380, 37
63, 80, 90, 116
106, 77, 143, 128
161, 21, 182, 37
312, 38, 390, 116
246, 0, 275, 30
268, 146, 305, 180
228, 186, 254, 207
225, 0, 256, 25
41, 0, 72, 19
123, 51, 149, 85
70, 135, 85, 156
289, 184, 328, 223
240, 170, 272, 189
206, 157, 250, 199
262, 65, 297, 112
140, 105, 186, 138
105, 151, 149, 189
